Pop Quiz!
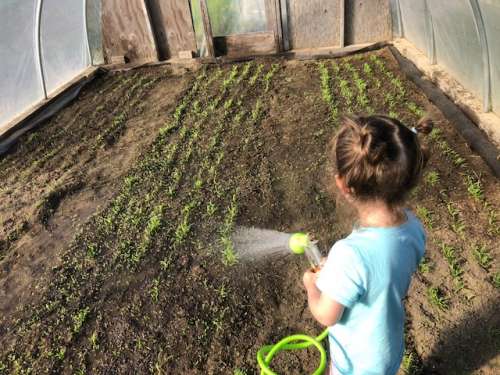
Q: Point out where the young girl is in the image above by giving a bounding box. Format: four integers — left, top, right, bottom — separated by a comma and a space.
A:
303, 115, 431, 375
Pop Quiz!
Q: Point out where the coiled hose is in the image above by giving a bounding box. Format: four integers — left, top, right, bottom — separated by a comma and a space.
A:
257, 328, 329, 375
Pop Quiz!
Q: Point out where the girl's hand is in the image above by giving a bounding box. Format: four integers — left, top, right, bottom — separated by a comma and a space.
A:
303, 268, 318, 291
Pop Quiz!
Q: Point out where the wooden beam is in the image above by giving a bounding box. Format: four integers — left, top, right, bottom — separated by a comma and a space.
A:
213, 32, 276, 58
199, 0, 215, 58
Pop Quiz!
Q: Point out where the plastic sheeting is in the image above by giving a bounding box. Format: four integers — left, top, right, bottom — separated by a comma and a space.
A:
0, 0, 45, 128
427, 1, 483, 100
479, 0, 500, 113
398, 0, 427, 55
0, 0, 95, 132
394, 0, 500, 114
41, 0, 91, 95
190, 0, 268, 56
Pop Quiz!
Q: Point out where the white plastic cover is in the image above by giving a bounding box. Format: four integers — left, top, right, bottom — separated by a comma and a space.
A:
479, 0, 500, 113
394, 0, 500, 114
41, 0, 91, 95
398, 0, 427, 55
0, 0, 45, 127
427, 0, 483, 100
0, 0, 93, 132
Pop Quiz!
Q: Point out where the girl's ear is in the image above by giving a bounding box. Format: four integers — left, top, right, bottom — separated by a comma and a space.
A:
335, 175, 351, 197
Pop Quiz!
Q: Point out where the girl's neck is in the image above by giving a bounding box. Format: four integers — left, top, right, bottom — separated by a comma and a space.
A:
354, 200, 406, 228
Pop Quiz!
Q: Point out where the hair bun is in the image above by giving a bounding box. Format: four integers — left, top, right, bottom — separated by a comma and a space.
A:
415, 116, 434, 135
358, 123, 386, 164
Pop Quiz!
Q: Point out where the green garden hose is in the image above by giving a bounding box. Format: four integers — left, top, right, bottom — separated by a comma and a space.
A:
256, 328, 330, 375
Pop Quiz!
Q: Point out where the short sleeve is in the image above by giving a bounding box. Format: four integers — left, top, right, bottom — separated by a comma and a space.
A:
316, 241, 366, 308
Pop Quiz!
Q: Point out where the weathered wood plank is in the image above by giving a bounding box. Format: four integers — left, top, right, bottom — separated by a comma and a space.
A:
339, 0, 345, 47
199, 0, 215, 58
102, 0, 158, 63
213, 32, 276, 58
345, 0, 391, 45
148, 0, 197, 60
264, 0, 282, 52
286, 0, 341, 49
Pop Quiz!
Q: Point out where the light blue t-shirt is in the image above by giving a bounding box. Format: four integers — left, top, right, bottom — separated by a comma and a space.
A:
316, 210, 425, 375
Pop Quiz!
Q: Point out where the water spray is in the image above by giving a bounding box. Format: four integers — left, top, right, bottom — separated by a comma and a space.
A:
255, 232, 329, 375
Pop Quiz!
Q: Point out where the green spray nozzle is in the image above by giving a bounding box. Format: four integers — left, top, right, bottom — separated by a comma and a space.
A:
289, 232, 322, 268
288, 232, 310, 255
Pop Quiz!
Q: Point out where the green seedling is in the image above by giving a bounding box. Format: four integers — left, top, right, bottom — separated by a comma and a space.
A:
221, 237, 238, 266
89, 331, 99, 350
416, 206, 434, 229
401, 351, 421, 374
493, 272, 500, 289
339, 79, 354, 109
418, 257, 431, 274
429, 127, 442, 141
194, 178, 203, 190
440, 243, 457, 264
55, 347, 66, 361
472, 244, 492, 270
427, 286, 448, 310
363, 63, 373, 76
151, 278, 160, 303
73, 307, 90, 334
331, 62, 340, 74
446, 202, 465, 238
486, 208, 499, 236
174, 215, 191, 245
222, 65, 239, 89
234, 369, 247, 375
238, 61, 253, 83
86, 243, 99, 258
263, 64, 280, 92
251, 99, 263, 122
388, 111, 399, 119
464, 174, 484, 202
407, 102, 425, 117
206, 201, 217, 217
249, 64, 264, 86
425, 171, 440, 187
318, 62, 338, 120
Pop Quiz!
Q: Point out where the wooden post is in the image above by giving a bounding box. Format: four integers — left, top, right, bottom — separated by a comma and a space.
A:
199, 0, 215, 58
280, 0, 290, 51
266, 0, 283, 53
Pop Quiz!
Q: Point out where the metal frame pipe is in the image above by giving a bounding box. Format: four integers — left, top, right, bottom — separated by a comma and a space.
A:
469, 0, 492, 112
423, 0, 436, 65
34, 0, 47, 99
83, 0, 92, 65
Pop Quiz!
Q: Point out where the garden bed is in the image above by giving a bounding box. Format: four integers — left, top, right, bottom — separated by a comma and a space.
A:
0, 48, 498, 374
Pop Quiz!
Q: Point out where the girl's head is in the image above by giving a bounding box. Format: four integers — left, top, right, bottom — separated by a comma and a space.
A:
332, 115, 432, 206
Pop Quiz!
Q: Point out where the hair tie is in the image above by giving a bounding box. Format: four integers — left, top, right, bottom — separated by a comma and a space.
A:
410, 127, 418, 134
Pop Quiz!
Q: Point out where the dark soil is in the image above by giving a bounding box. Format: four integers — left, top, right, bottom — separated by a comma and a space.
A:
0, 48, 498, 375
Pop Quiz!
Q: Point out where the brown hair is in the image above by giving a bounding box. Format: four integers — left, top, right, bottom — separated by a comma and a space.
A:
332, 115, 432, 205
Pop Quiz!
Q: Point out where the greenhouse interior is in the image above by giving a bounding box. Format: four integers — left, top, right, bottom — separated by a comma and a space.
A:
0, 1, 499, 374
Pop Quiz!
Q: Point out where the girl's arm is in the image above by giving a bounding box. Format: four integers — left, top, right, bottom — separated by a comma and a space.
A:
303, 270, 345, 326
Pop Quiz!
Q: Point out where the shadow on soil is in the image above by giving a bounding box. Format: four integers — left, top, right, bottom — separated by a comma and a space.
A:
424, 301, 499, 374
